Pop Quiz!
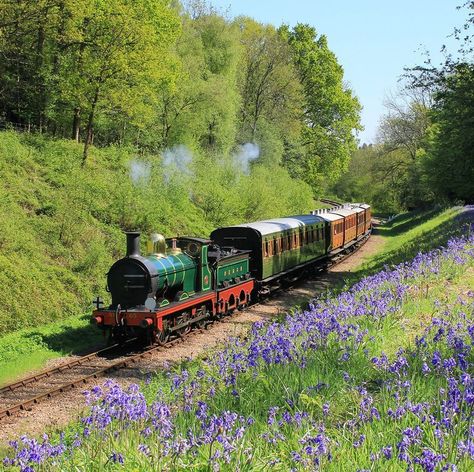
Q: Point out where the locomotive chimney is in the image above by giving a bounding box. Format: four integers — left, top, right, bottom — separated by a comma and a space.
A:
126, 231, 141, 257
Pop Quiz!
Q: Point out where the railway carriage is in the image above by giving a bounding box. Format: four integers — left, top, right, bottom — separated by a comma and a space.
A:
360, 204, 372, 233
329, 207, 358, 246
349, 203, 372, 234
210, 215, 326, 283
316, 212, 345, 251
352, 205, 366, 238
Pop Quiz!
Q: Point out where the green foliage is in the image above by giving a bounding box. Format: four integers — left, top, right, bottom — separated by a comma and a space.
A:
236, 18, 302, 165
280, 24, 362, 192
424, 64, 474, 202
0, 1, 362, 196
349, 207, 470, 281
331, 2, 473, 211
0, 131, 314, 336
0, 0, 181, 161
0, 1, 364, 339
332, 142, 436, 214
0, 314, 102, 386
8, 217, 472, 469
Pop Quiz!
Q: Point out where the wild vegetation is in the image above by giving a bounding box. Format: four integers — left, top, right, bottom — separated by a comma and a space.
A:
0, 0, 360, 193
331, 2, 474, 213
0, 130, 315, 336
0, 0, 363, 339
2, 215, 473, 471
0, 207, 465, 393
1, 3, 473, 467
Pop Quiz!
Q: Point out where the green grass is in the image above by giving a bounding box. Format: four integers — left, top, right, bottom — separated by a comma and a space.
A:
0, 130, 317, 384
1, 205, 467, 389
348, 207, 470, 279
0, 130, 315, 337
0, 314, 103, 386
5, 224, 472, 470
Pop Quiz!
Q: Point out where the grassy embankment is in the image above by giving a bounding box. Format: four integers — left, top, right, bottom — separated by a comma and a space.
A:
352, 207, 471, 278
2, 210, 473, 470
0, 130, 317, 385
0, 206, 466, 387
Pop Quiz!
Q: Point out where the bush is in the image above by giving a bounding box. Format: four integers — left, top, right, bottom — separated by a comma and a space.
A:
0, 131, 314, 335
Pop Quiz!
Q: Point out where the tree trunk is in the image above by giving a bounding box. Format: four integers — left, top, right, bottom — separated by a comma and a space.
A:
36, 25, 46, 129
72, 107, 81, 141
82, 89, 99, 165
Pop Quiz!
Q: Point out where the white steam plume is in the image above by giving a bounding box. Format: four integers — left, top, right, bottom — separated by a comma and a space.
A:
234, 143, 259, 174
162, 144, 193, 182
129, 159, 151, 185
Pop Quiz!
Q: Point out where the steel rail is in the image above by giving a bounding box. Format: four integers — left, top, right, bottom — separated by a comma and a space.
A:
0, 231, 371, 421
0, 332, 201, 420
0, 344, 122, 395
319, 198, 343, 207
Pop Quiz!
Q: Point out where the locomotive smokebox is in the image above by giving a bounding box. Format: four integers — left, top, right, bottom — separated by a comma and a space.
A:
126, 231, 141, 257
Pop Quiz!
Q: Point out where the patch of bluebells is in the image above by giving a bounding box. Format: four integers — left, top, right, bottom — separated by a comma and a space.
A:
3, 234, 474, 470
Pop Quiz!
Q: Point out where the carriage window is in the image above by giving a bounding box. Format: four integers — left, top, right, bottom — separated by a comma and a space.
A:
264, 241, 268, 257
288, 234, 291, 249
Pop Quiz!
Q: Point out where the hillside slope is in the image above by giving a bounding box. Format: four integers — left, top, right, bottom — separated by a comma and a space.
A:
0, 131, 315, 334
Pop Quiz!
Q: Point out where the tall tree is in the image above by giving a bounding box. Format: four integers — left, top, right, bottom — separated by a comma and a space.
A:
237, 19, 302, 144
151, 10, 241, 155
54, 0, 180, 162
426, 63, 474, 202
280, 24, 362, 193
405, 1, 474, 203
0, 0, 64, 128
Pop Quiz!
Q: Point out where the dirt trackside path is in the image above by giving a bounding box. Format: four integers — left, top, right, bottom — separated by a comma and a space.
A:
0, 231, 385, 446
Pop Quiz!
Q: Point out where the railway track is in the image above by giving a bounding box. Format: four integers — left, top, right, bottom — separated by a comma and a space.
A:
0, 332, 200, 420
0, 233, 370, 421
319, 198, 343, 207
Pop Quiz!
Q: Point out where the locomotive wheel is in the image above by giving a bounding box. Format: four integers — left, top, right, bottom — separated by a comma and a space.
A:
156, 329, 169, 345
111, 327, 127, 346
176, 311, 191, 336
197, 305, 208, 329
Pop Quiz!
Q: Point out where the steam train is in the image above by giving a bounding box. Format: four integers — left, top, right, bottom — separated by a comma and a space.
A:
91, 203, 371, 344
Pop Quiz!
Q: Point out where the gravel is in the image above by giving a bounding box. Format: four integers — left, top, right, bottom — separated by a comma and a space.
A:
0, 233, 384, 446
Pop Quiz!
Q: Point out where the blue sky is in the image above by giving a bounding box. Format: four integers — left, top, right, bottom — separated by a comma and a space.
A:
209, 0, 466, 144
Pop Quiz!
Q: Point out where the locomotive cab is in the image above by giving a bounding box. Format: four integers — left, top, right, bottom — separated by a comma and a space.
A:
164, 237, 213, 294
